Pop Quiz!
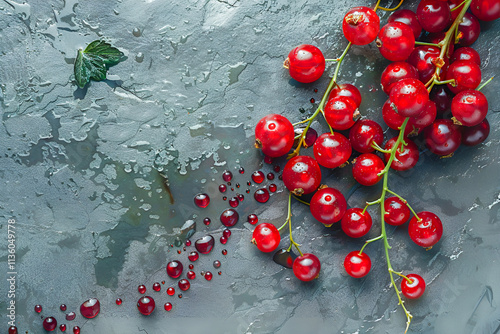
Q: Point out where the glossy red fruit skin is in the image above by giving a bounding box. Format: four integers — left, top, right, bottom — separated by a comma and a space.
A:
471, 0, 500, 21
451, 90, 488, 126
408, 211, 443, 247
344, 251, 371, 278
80, 298, 100, 319
137, 296, 155, 316
382, 99, 409, 135
389, 78, 429, 118
285, 44, 325, 83
166, 260, 183, 278
384, 197, 411, 226
458, 13, 481, 46
328, 83, 362, 108
401, 274, 426, 299
446, 60, 482, 94
313, 132, 352, 168
377, 22, 415, 61
255, 114, 295, 158
409, 100, 437, 132
388, 9, 422, 39
342, 6, 380, 45
451, 47, 481, 66
293, 253, 321, 281
43, 317, 58, 331
380, 62, 419, 95
282, 155, 322, 195
416, 0, 451, 33
310, 187, 347, 227
407, 46, 441, 83
430, 85, 453, 114
384, 137, 419, 171
252, 223, 281, 252
341, 208, 373, 238
462, 118, 490, 146
352, 153, 385, 186
424, 119, 462, 156
349, 119, 384, 153
324, 96, 358, 130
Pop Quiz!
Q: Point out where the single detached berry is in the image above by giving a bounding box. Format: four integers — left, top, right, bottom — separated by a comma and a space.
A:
282, 155, 322, 195
166, 260, 184, 278
220, 208, 239, 227
408, 211, 443, 248
352, 153, 385, 186
341, 208, 373, 238
80, 298, 100, 319
137, 296, 155, 316
309, 187, 347, 227
43, 317, 58, 331
195, 235, 215, 254
255, 114, 295, 158
194, 193, 210, 208
284, 44, 326, 83
384, 197, 411, 226
313, 132, 352, 168
349, 119, 384, 153
293, 253, 321, 281
401, 273, 426, 299
342, 6, 380, 45
252, 223, 281, 253
344, 251, 371, 278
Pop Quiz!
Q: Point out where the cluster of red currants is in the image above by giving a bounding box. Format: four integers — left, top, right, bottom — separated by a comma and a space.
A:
253, 0, 497, 328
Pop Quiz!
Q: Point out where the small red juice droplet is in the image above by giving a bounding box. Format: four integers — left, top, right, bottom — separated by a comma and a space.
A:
264, 156, 273, 164
194, 193, 210, 208
236, 193, 244, 202
222, 196, 227, 201
269, 184, 277, 193
252, 171, 265, 184
310, 98, 315, 103
137, 296, 155, 316
220, 208, 239, 227
246, 189, 250, 194
34, 304, 42, 313
138, 285, 146, 294
116, 298, 122, 305
73, 326, 80, 334
219, 184, 227, 193
43, 317, 57, 331
247, 214, 258, 225
187, 271, 196, 280
203, 217, 211, 226
166, 260, 184, 278
153, 282, 161, 292
267, 173, 275, 180
188, 264, 194, 269
185, 239, 192, 246
228, 197, 239, 208
205, 271, 213, 281
166, 287, 175, 296
254, 188, 270, 203
247, 181, 251, 186
177, 249, 181, 254
218, 271, 222, 275
273, 165, 281, 172
178, 294, 183, 299
178, 279, 190, 291
164, 302, 172, 312
60, 304, 67, 311
220, 236, 227, 244
188, 251, 199, 262
195, 235, 215, 254
222, 170, 233, 182
59, 324, 66, 332
80, 298, 100, 319
9, 326, 18, 334
236, 183, 240, 188
239, 167, 245, 174
213, 260, 221, 268
222, 249, 228, 255
65, 312, 76, 321
223, 229, 231, 238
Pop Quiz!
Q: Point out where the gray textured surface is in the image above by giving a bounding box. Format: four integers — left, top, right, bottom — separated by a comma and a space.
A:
1, 0, 500, 333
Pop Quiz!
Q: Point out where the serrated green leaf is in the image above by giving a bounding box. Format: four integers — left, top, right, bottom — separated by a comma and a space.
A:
74, 40, 124, 89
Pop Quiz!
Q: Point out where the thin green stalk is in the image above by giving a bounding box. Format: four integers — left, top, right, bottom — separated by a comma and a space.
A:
477, 76, 495, 91
386, 188, 421, 221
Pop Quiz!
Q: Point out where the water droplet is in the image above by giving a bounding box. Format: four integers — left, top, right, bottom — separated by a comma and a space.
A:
195, 235, 215, 254
164, 302, 172, 312
115, 298, 122, 305
166, 287, 175, 296
132, 27, 142, 37
254, 188, 270, 203
34, 304, 42, 313
137, 296, 155, 316
213, 260, 221, 268
220, 208, 239, 227
65, 312, 76, 321
135, 52, 144, 63
80, 298, 100, 319
153, 282, 161, 292
194, 193, 210, 208
138, 285, 146, 294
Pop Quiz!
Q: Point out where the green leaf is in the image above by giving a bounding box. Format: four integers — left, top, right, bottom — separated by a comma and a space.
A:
74, 40, 124, 89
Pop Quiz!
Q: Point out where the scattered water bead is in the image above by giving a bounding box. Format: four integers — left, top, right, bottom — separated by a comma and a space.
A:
229, 197, 239, 208
236, 183, 240, 188
222, 196, 227, 201
59, 324, 66, 332
185, 239, 192, 247
220, 208, 239, 227
222, 249, 228, 255
80, 298, 100, 319
178, 279, 191, 291
8, 326, 18, 334
237, 193, 245, 202
60, 304, 67, 311
223, 229, 231, 238
132, 27, 142, 37
274, 165, 281, 172
254, 188, 270, 203
164, 302, 173, 312
73, 326, 80, 334
153, 282, 161, 292
35, 304, 42, 313
43, 317, 57, 331
220, 236, 228, 244
203, 217, 211, 226
137, 296, 155, 316
65, 312, 76, 321
195, 235, 215, 254
187, 271, 196, 280
247, 214, 258, 225
166, 287, 175, 296
252, 171, 265, 183
219, 184, 227, 193
194, 193, 210, 208
166, 260, 184, 278
174, 237, 182, 247
247, 181, 252, 186
267, 173, 275, 180
116, 298, 122, 305
138, 285, 146, 294
264, 155, 273, 164
269, 184, 277, 193
205, 271, 213, 281
213, 260, 221, 268
222, 170, 233, 182
246, 189, 250, 194
189, 264, 194, 270
177, 250, 181, 254
188, 251, 199, 262
239, 167, 245, 174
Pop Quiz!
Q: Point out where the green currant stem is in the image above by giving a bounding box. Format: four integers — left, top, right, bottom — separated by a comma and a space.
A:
374, 0, 405, 11
359, 235, 383, 254
325, 58, 340, 62
293, 195, 310, 206
386, 188, 422, 221
451, 0, 467, 11
371, 141, 391, 154
477, 76, 495, 91
278, 192, 304, 256
390, 269, 413, 284
414, 41, 440, 47
288, 42, 352, 158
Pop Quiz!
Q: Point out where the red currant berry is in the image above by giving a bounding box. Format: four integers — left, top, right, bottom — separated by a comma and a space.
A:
430, 85, 453, 114
284, 44, 325, 83
457, 13, 481, 46
344, 251, 371, 278
324, 96, 359, 130
255, 114, 295, 158
293, 253, 321, 281
341, 208, 372, 238
380, 62, 419, 95
342, 6, 380, 45
313, 132, 352, 168
408, 211, 443, 248
382, 99, 409, 134
282, 155, 321, 195
407, 46, 441, 83
383, 137, 419, 171
328, 83, 362, 108
384, 197, 411, 226
471, 0, 500, 21
416, 0, 451, 33
376, 22, 415, 61
462, 118, 490, 146
446, 60, 482, 94
409, 100, 437, 132
137, 296, 155, 316
451, 89, 488, 127
166, 260, 183, 278
389, 78, 429, 118
352, 153, 385, 186
252, 223, 281, 253
451, 47, 481, 66
424, 119, 462, 156
388, 9, 422, 39
310, 187, 347, 227
349, 119, 384, 153
401, 274, 426, 299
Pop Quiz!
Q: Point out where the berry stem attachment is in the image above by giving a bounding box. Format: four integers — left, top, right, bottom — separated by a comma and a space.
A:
278, 192, 304, 256
414, 41, 441, 47
375, 0, 405, 12
293, 195, 310, 206
477, 76, 495, 91
372, 141, 392, 154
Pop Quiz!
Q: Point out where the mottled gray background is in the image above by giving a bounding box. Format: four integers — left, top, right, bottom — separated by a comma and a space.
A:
1, 0, 499, 333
